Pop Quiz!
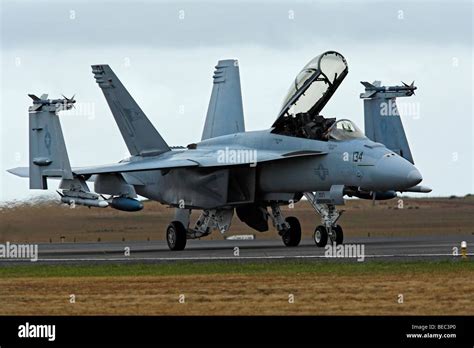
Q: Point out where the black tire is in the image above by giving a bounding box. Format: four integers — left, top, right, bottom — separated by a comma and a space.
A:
166, 221, 187, 251
282, 216, 301, 247
314, 225, 328, 247
334, 225, 344, 245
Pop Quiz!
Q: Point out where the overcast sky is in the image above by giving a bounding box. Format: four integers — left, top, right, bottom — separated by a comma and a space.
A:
1, 0, 472, 202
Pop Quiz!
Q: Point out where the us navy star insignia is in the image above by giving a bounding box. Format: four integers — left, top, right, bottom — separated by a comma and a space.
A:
314, 164, 329, 180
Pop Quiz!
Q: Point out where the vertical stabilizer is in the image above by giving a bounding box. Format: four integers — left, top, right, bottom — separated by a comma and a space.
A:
92, 65, 170, 156
202, 59, 245, 140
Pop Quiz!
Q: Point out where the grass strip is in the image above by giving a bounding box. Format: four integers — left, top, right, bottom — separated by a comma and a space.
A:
0, 259, 472, 278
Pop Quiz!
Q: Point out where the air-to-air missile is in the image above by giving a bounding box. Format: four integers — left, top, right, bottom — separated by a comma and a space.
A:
360, 81, 417, 98
28, 94, 76, 111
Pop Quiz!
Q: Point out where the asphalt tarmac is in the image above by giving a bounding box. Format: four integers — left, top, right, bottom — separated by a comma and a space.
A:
1, 235, 472, 264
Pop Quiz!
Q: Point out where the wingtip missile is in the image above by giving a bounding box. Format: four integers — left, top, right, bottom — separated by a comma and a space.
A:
61, 94, 77, 108
361, 81, 382, 89
28, 93, 77, 111
361, 81, 374, 88
360, 81, 378, 98
401, 81, 417, 95
360, 80, 417, 98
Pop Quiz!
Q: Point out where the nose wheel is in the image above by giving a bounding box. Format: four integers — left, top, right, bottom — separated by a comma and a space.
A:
313, 224, 343, 247
314, 225, 328, 247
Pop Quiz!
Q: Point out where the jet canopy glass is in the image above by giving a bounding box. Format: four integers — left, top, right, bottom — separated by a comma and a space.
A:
273, 51, 348, 129
327, 119, 366, 140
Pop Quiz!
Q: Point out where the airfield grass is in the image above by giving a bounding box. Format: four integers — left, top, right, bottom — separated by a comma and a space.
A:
1, 197, 473, 315
0, 260, 473, 315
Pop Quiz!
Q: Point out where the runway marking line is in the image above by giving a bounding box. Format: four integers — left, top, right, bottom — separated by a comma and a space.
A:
0, 253, 473, 262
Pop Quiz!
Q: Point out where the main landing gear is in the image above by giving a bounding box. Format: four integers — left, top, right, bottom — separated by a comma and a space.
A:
269, 204, 301, 247
166, 221, 187, 251
304, 192, 344, 247
166, 208, 234, 251
166, 197, 341, 250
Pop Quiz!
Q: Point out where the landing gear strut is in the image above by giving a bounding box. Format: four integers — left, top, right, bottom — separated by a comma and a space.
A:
304, 192, 344, 247
269, 204, 301, 247
166, 208, 234, 251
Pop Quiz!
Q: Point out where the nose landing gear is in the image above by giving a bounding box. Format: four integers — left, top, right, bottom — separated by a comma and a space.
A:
304, 192, 344, 247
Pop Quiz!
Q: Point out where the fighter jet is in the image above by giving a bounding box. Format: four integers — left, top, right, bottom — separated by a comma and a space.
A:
8, 51, 431, 250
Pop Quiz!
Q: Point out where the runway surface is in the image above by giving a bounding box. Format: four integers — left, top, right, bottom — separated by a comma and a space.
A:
1, 235, 473, 264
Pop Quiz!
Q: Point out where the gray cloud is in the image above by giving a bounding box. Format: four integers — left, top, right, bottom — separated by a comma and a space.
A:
1, 1, 472, 50
0, 0, 472, 201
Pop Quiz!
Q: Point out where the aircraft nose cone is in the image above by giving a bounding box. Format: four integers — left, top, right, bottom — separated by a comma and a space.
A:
370, 155, 422, 190
407, 169, 423, 187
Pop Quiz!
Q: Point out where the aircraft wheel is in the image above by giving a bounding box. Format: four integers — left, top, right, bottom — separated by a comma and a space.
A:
166, 221, 187, 251
314, 225, 328, 247
334, 225, 344, 245
282, 216, 301, 247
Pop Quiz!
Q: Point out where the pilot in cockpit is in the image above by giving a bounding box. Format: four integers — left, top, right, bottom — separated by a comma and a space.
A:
299, 114, 335, 141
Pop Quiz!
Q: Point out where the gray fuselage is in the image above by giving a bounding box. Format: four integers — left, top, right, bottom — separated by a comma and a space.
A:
131, 128, 422, 207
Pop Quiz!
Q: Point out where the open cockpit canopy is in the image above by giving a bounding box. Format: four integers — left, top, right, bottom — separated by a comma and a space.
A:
272, 51, 348, 139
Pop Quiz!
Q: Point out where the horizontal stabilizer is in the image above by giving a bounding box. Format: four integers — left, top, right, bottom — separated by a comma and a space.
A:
7, 167, 29, 178
8, 167, 96, 182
